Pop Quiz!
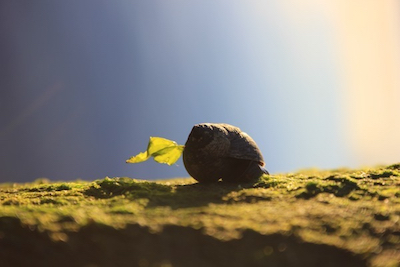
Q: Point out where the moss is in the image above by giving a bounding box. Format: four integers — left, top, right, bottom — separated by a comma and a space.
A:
0, 164, 399, 267
84, 177, 172, 199
27, 183, 72, 192
388, 163, 400, 170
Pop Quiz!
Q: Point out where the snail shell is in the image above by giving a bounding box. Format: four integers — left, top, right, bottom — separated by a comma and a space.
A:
183, 123, 268, 183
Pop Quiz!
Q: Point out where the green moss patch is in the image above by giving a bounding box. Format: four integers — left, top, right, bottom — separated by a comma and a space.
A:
0, 164, 399, 267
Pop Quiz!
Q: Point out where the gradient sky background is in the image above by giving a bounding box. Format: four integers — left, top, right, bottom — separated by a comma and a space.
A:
1, 1, 399, 182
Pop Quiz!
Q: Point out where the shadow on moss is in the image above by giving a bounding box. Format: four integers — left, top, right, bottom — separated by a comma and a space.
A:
0, 217, 367, 267
84, 177, 172, 198
295, 175, 361, 199
26, 184, 72, 192
82, 163, 400, 208
83, 177, 258, 209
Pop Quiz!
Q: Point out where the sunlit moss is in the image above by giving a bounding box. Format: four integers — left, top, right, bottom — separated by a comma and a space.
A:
0, 164, 399, 266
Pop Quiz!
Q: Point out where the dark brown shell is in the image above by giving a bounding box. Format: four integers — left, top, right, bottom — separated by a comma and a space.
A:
183, 123, 267, 183
219, 124, 265, 166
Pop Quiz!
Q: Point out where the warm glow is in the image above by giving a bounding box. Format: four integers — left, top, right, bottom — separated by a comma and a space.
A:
333, 0, 400, 165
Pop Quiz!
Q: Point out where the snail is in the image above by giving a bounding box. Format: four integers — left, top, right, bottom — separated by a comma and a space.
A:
183, 123, 269, 183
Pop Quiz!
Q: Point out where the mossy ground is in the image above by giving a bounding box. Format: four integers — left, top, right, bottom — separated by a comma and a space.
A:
0, 164, 399, 267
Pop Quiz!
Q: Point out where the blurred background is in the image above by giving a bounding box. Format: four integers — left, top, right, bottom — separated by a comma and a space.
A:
1, 1, 399, 182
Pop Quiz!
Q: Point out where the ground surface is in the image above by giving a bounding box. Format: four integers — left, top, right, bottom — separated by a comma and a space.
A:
0, 164, 399, 267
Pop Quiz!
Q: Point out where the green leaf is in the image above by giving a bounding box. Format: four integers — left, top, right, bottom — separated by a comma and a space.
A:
126, 137, 184, 165
125, 151, 150, 163
153, 145, 185, 165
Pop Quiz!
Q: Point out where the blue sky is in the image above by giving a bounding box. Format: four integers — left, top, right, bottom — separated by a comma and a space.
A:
1, 1, 398, 182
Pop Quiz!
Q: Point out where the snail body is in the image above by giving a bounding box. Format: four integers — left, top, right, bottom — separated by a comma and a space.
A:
183, 123, 268, 183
